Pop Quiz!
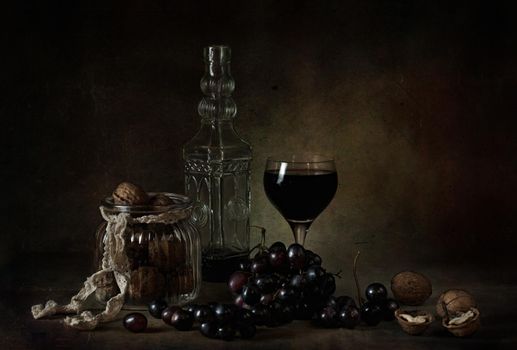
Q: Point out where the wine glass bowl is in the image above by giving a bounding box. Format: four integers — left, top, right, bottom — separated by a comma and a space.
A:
263, 154, 337, 246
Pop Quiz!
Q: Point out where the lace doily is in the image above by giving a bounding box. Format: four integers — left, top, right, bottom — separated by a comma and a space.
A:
31, 206, 190, 330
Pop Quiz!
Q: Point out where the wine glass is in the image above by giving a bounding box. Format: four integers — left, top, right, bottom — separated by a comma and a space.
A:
263, 154, 337, 246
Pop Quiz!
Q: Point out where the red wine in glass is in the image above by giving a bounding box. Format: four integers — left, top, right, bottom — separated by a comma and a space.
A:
263, 155, 337, 245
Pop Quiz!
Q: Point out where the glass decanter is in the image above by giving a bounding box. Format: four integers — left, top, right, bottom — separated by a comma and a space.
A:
183, 45, 252, 282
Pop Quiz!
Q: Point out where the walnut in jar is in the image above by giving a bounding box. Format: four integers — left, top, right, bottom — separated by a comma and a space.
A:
129, 266, 166, 303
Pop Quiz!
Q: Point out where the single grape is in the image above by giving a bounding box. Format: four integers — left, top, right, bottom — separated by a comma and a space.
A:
276, 286, 300, 305
269, 241, 286, 253
260, 293, 274, 305
304, 250, 322, 267
200, 322, 218, 338
228, 271, 250, 294
238, 323, 256, 339
148, 299, 168, 319
161, 306, 181, 325
185, 304, 199, 316
278, 275, 289, 288
287, 243, 306, 270
319, 273, 336, 296
314, 306, 339, 328
234, 294, 245, 308
326, 295, 338, 309
361, 301, 383, 326
306, 265, 325, 284
289, 274, 306, 290
254, 250, 269, 260
217, 324, 236, 341
123, 312, 147, 333
194, 305, 215, 323
242, 284, 261, 305
269, 250, 288, 271
250, 304, 271, 326
338, 305, 361, 329
383, 298, 400, 321
251, 257, 269, 275
365, 282, 388, 302
255, 274, 276, 293
239, 259, 252, 272
213, 303, 236, 324
170, 309, 194, 331
311, 254, 322, 266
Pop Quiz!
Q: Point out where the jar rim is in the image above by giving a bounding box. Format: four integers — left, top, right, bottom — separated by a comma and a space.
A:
100, 192, 192, 215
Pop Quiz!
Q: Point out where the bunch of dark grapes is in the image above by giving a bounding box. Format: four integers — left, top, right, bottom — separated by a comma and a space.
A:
360, 282, 400, 326
146, 299, 256, 340
139, 244, 401, 339
228, 241, 364, 329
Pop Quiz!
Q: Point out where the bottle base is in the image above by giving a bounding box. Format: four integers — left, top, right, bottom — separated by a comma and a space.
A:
202, 253, 249, 282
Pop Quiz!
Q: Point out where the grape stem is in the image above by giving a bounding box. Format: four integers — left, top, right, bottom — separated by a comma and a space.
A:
249, 225, 267, 257
353, 250, 363, 307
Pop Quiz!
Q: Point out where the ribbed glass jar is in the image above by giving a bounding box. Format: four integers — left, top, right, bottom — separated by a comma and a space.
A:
95, 193, 201, 308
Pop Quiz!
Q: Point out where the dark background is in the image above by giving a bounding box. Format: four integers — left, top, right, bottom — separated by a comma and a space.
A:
3, 0, 517, 290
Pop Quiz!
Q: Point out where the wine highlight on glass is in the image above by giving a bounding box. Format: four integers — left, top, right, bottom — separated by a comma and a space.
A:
263, 154, 337, 246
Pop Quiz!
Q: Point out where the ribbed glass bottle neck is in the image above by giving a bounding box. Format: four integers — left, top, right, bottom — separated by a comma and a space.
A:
198, 46, 236, 121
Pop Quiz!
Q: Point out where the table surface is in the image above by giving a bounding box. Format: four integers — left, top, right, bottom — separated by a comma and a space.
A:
1, 253, 516, 350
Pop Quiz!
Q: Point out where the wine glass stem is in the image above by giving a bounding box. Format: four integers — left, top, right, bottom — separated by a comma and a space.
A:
289, 222, 311, 246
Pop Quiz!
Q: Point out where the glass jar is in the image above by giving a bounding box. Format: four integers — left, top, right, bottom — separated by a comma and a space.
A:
183, 45, 252, 282
94, 192, 201, 308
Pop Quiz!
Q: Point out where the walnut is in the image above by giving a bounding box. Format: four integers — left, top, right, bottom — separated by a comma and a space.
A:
148, 233, 186, 273
125, 227, 149, 270
148, 236, 165, 270
129, 266, 165, 303
442, 307, 480, 337
436, 289, 476, 318
178, 266, 195, 294
170, 235, 187, 266
395, 309, 433, 335
150, 194, 174, 206
93, 271, 119, 303
112, 182, 149, 205
391, 271, 432, 306
165, 266, 194, 296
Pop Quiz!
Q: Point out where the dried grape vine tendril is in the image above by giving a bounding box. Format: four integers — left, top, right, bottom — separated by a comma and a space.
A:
353, 250, 363, 307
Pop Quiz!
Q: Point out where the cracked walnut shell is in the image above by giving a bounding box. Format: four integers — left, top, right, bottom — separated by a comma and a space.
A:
436, 289, 477, 318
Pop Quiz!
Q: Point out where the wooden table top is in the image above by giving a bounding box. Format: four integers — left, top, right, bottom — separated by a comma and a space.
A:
2, 253, 516, 350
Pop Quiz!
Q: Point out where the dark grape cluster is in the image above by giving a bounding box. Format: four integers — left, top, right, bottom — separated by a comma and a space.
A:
134, 243, 400, 339
145, 299, 255, 340
228, 241, 363, 329
361, 282, 400, 326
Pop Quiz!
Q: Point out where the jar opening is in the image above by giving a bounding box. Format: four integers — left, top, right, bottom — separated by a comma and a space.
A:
101, 192, 192, 215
